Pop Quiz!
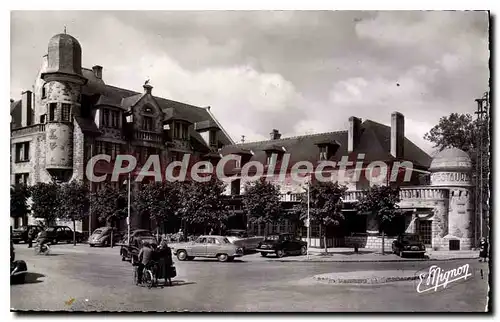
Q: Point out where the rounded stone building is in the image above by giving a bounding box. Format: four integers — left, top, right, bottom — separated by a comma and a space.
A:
41, 33, 87, 182
429, 147, 474, 250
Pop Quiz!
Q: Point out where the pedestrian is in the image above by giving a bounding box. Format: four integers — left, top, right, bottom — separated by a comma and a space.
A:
156, 238, 173, 284
209, 228, 214, 235
479, 237, 489, 262
137, 241, 153, 285
27, 228, 35, 248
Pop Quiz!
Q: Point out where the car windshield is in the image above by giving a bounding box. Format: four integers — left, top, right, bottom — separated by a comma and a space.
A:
93, 229, 103, 234
402, 235, 420, 242
265, 235, 279, 241
222, 238, 231, 244
45, 227, 55, 232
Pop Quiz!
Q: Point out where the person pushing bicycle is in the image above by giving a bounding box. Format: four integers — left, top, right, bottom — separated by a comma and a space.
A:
36, 230, 50, 252
136, 240, 154, 285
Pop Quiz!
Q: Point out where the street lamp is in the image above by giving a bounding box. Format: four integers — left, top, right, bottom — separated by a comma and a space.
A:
123, 172, 131, 246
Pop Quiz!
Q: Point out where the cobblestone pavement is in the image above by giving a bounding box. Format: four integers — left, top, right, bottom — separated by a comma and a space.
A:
10, 243, 489, 312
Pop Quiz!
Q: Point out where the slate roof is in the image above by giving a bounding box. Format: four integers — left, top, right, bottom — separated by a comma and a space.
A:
220, 120, 432, 170
11, 67, 234, 147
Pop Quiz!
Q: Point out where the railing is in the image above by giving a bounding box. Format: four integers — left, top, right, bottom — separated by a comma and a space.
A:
280, 187, 449, 203
11, 124, 46, 136
134, 130, 162, 143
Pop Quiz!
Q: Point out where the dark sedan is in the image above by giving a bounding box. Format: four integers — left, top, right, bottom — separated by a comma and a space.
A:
39, 226, 84, 244
118, 230, 158, 262
392, 233, 426, 257
11, 225, 43, 244
255, 233, 307, 258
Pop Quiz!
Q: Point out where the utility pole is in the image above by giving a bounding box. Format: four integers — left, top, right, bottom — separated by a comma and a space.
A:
474, 91, 489, 244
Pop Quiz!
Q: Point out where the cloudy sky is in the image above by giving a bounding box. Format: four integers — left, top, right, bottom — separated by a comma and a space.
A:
10, 11, 489, 154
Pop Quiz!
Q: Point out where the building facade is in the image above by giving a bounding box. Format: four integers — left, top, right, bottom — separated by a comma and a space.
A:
10, 33, 234, 233
220, 115, 478, 251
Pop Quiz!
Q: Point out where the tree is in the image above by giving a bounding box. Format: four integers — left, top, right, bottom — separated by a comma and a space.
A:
179, 178, 228, 235
242, 178, 283, 237
424, 111, 490, 239
356, 185, 401, 255
294, 181, 347, 254
90, 183, 128, 240
30, 182, 61, 226
57, 181, 89, 245
10, 184, 30, 226
134, 181, 182, 237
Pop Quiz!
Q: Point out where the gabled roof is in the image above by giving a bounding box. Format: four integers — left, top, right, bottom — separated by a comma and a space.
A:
220, 119, 432, 169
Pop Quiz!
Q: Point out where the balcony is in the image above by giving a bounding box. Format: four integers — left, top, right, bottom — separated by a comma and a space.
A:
280, 187, 449, 203
134, 130, 162, 144
11, 124, 46, 137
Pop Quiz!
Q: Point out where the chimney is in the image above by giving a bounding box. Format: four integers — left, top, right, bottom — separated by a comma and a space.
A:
391, 112, 405, 159
143, 84, 153, 95
92, 65, 103, 79
21, 91, 33, 127
270, 129, 281, 140
348, 116, 362, 153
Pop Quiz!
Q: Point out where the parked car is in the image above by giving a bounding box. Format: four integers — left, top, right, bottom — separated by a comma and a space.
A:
224, 229, 264, 253
172, 235, 244, 262
255, 233, 307, 258
11, 225, 43, 244
39, 226, 84, 244
88, 227, 122, 247
392, 233, 426, 258
119, 229, 158, 262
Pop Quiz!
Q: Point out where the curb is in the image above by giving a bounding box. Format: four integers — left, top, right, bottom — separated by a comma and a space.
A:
313, 275, 420, 284
263, 256, 479, 263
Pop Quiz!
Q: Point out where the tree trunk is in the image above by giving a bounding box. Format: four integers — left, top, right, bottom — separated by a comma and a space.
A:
73, 219, 77, 246
381, 230, 385, 255
323, 225, 327, 254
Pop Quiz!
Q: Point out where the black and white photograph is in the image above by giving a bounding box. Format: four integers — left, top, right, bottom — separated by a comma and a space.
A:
8, 9, 491, 313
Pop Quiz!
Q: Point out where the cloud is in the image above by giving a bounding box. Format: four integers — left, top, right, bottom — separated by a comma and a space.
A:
10, 11, 489, 156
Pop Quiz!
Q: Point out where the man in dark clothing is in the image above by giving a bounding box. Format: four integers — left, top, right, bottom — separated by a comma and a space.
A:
27, 228, 35, 248
479, 237, 489, 262
136, 241, 154, 285
37, 230, 50, 253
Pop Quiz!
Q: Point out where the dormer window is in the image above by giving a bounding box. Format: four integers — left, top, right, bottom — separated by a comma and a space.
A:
144, 106, 153, 113
102, 109, 110, 127
209, 129, 217, 147
111, 111, 120, 128
316, 140, 340, 161
173, 121, 189, 140
48, 103, 57, 121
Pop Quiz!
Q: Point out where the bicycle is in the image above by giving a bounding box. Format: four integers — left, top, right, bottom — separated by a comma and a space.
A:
133, 261, 158, 289
34, 243, 50, 255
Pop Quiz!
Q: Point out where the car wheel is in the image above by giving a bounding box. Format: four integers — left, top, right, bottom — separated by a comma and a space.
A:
260, 252, 268, 257
276, 249, 285, 258
300, 246, 307, 255
399, 250, 404, 258
217, 254, 229, 262
176, 250, 188, 261
52, 239, 57, 245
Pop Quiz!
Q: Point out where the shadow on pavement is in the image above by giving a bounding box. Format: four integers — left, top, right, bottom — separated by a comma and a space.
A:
11, 272, 45, 285
169, 280, 196, 287
188, 259, 245, 263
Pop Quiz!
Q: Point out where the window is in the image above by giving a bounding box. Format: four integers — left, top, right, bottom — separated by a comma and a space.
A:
267, 153, 277, 165
40, 114, 46, 124
182, 124, 189, 140
61, 104, 71, 122
15, 173, 29, 185
319, 146, 328, 161
143, 116, 153, 131
49, 103, 57, 121
41, 86, 46, 99
15, 142, 30, 162
235, 158, 241, 169
231, 179, 240, 195
111, 111, 120, 128
209, 130, 216, 146
311, 222, 320, 238
174, 122, 180, 138
102, 109, 110, 127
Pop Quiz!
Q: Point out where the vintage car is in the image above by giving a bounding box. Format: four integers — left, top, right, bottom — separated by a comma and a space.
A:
39, 226, 84, 244
392, 233, 426, 257
172, 235, 244, 262
88, 227, 122, 247
11, 225, 43, 244
225, 229, 264, 253
255, 233, 308, 258
119, 229, 158, 262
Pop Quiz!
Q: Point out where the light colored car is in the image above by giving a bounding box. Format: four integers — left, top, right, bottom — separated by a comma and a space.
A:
225, 230, 264, 252
172, 235, 244, 262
